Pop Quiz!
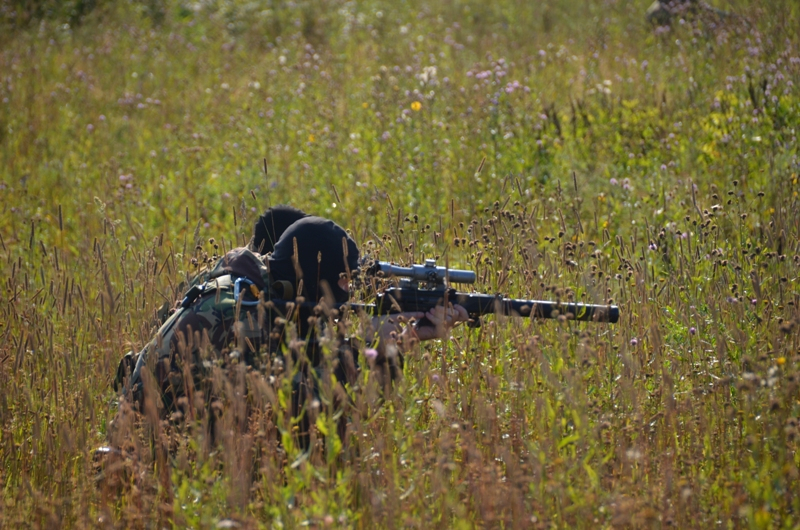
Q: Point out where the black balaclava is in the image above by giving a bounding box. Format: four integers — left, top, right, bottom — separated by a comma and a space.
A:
252, 205, 309, 255
268, 216, 359, 304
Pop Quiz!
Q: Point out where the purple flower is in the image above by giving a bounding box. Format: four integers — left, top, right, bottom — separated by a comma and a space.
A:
610, 178, 618, 185
365, 348, 378, 361
86, 124, 94, 132
630, 338, 638, 347
689, 327, 696, 335
648, 243, 657, 251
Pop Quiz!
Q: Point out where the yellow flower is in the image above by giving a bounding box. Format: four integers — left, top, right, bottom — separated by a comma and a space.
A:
777, 357, 786, 366
308, 134, 315, 143
411, 101, 422, 111
362, 102, 369, 109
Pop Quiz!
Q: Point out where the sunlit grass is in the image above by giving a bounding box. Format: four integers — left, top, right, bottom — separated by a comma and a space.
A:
1, 0, 799, 527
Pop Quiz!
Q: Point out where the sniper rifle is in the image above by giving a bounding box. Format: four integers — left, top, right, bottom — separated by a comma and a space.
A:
268, 259, 619, 325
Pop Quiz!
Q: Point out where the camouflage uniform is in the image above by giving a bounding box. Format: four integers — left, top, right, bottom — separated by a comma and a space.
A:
115, 215, 374, 451
116, 247, 358, 423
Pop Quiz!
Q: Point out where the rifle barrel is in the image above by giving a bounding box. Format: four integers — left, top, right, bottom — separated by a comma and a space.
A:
453, 293, 619, 323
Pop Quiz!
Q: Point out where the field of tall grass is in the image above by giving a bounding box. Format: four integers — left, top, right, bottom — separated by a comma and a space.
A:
1, 0, 799, 527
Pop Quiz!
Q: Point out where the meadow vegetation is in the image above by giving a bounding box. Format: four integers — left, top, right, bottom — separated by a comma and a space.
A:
1, 0, 800, 527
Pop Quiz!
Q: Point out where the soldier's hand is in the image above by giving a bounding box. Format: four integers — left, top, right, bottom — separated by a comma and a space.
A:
413, 303, 469, 341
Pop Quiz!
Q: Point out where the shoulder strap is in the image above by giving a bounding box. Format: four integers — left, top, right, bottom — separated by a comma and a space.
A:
180, 274, 234, 308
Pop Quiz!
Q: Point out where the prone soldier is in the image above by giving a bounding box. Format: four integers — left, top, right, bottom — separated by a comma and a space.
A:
110, 212, 467, 452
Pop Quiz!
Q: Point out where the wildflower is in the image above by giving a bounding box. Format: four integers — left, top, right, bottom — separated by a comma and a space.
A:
630, 338, 638, 347
365, 348, 378, 361
411, 101, 422, 111
419, 66, 437, 85
777, 357, 786, 366
504, 80, 521, 93
86, 123, 94, 132
689, 327, 696, 335
308, 134, 315, 143
648, 242, 658, 251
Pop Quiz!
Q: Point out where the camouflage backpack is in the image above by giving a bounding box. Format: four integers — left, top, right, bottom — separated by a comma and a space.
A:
115, 248, 273, 411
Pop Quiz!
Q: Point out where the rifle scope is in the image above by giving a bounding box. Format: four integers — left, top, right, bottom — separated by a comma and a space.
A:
375, 259, 476, 284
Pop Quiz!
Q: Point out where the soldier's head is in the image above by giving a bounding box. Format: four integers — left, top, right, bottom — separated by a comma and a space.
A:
252, 205, 309, 255
268, 216, 359, 304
